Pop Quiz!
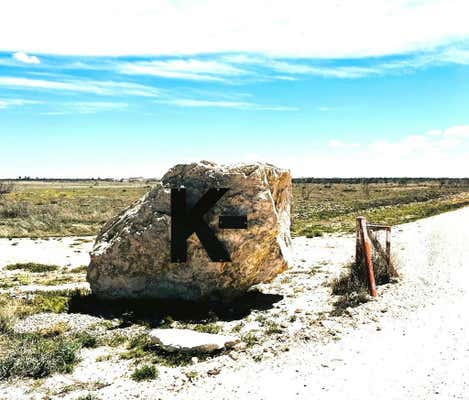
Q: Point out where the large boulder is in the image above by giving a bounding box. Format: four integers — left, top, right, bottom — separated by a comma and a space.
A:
87, 161, 292, 301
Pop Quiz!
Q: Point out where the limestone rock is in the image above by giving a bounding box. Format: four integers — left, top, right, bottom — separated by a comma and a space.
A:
149, 328, 238, 353
87, 161, 292, 300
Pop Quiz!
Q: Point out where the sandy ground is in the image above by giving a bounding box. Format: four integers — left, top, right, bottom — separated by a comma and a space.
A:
0, 236, 94, 270
0, 207, 468, 399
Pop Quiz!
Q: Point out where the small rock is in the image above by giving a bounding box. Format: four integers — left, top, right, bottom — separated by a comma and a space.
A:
207, 367, 221, 376
149, 328, 239, 353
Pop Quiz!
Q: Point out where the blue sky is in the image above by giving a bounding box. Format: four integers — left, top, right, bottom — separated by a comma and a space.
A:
0, 0, 468, 178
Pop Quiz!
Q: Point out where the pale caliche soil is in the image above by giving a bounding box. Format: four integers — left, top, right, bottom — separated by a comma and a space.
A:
0, 236, 93, 294
0, 207, 468, 399
172, 206, 469, 400
0, 236, 94, 269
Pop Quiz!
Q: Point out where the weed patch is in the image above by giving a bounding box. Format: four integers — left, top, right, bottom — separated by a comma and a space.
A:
131, 364, 158, 381
5, 263, 59, 273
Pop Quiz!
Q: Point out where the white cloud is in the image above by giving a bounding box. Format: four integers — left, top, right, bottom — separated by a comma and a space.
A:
288, 126, 468, 177
1, 1, 469, 58
72, 101, 129, 114
119, 59, 247, 81
74, 101, 128, 114
444, 125, 469, 139
12, 51, 40, 64
425, 129, 442, 136
0, 76, 160, 97
157, 98, 298, 111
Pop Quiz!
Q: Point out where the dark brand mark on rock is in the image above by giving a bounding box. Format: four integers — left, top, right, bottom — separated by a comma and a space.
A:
171, 188, 248, 263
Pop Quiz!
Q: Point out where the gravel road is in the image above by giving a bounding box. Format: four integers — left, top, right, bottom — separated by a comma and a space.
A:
171, 207, 469, 400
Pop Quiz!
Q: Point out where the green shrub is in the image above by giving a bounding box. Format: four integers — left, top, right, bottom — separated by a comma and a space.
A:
131, 364, 158, 381
74, 331, 98, 348
0, 307, 16, 334
0, 334, 80, 379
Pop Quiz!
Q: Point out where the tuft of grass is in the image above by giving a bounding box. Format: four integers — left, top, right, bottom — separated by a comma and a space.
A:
241, 331, 258, 347
75, 394, 100, 400
74, 331, 98, 348
38, 322, 69, 338
230, 323, 243, 333
102, 333, 128, 348
120, 335, 149, 360
0, 333, 80, 380
131, 364, 158, 381
0, 289, 90, 322
30, 293, 71, 314
152, 349, 195, 367
185, 370, 199, 381
5, 263, 59, 273
0, 306, 17, 334
331, 262, 370, 315
70, 265, 88, 274
191, 323, 221, 334
263, 320, 283, 335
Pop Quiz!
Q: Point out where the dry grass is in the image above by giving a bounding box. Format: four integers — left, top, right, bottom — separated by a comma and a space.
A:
0, 179, 467, 238
292, 180, 469, 237
331, 262, 370, 314
0, 181, 148, 238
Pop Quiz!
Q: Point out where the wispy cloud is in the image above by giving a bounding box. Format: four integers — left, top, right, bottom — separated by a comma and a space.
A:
72, 101, 128, 114
157, 98, 298, 111
0, 98, 41, 109
119, 59, 248, 82
12, 51, 40, 64
39, 101, 128, 115
0, 76, 160, 97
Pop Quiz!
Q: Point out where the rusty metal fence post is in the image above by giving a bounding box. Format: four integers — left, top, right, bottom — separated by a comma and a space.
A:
385, 226, 391, 271
356, 216, 378, 297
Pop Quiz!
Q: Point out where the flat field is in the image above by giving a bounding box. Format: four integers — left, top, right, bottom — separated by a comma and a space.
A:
292, 180, 469, 236
0, 179, 468, 238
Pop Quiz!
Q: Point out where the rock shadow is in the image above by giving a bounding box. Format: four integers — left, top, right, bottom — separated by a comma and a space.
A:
68, 289, 283, 328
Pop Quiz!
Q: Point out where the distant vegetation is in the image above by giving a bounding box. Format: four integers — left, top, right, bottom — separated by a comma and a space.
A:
0, 181, 148, 237
0, 178, 467, 238
292, 179, 469, 237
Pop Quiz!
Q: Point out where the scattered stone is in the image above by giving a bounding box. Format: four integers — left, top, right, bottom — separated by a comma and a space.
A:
207, 367, 221, 376
88, 161, 292, 301
149, 328, 239, 353
14, 312, 103, 335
